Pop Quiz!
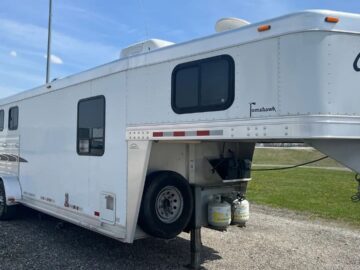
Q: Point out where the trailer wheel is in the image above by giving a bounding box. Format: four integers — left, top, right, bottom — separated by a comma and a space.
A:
139, 171, 193, 239
0, 180, 17, 220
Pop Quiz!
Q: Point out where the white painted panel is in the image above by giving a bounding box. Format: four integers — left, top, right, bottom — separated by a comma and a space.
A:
279, 32, 329, 115
126, 38, 280, 125
323, 33, 360, 115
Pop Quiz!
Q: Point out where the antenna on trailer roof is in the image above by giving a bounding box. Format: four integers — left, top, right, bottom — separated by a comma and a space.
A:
46, 0, 53, 84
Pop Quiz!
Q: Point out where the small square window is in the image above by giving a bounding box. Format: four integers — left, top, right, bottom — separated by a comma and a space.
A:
0, 110, 4, 131
8, 107, 19, 131
77, 96, 105, 156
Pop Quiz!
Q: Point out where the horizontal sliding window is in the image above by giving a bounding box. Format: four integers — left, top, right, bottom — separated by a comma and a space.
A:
172, 55, 235, 114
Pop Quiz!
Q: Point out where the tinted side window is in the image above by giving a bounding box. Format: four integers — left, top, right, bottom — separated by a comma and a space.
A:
200, 58, 230, 106
0, 110, 4, 131
8, 107, 18, 130
172, 55, 235, 114
175, 66, 199, 109
77, 96, 105, 156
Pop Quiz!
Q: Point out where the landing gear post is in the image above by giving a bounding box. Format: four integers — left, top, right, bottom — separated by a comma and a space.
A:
187, 186, 204, 270
189, 227, 202, 270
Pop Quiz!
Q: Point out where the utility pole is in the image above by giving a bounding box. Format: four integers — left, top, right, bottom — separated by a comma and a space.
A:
46, 0, 53, 84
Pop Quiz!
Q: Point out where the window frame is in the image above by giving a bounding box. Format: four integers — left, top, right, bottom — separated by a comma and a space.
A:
171, 54, 235, 114
0, 110, 4, 131
8, 106, 19, 131
77, 95, 106, 157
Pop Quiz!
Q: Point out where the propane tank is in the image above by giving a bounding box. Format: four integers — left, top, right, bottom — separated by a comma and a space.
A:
231, 195, 250, 226
208, 195, 231, 229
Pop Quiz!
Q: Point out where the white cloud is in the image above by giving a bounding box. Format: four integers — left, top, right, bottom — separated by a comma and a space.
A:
44, 54, 63, 65
0, 18, 118, 69
9, 50, 17, 57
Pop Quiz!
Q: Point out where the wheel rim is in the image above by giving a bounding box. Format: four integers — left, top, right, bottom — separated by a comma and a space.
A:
155, 186, 184, 224
0, 184, 5, 216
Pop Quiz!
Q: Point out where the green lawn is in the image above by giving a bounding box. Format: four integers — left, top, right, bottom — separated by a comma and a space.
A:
253, 147, 343, 168
247, 168, 360, 226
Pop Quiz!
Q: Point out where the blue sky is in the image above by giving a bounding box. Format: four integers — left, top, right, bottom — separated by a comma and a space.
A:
0, 0, 359, 98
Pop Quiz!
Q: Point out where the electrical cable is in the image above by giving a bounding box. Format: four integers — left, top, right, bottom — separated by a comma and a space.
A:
252, 156, 329, 171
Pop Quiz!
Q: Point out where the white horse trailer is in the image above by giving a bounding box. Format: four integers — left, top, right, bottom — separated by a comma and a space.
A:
1, 9, 360, 268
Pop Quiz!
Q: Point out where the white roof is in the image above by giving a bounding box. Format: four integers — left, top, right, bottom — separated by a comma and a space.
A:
1, 10, 360, 106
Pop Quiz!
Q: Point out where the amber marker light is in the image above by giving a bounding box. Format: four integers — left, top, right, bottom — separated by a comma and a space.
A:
325, 16, 339, 23
257, 24, 271, 32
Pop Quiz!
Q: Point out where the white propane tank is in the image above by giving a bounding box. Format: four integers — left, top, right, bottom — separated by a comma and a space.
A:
232, 196, 250, 226
208, 195, 231, 229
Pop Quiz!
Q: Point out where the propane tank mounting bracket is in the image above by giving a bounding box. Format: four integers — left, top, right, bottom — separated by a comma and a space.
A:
208, 156, 252, 181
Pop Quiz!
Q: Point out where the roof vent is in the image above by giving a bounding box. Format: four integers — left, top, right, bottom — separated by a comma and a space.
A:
215, 17, 250, 33
120, 39, 174, 58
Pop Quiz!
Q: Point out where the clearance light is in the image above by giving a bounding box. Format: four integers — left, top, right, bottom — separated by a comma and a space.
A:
257, 24, 271, 32
325, 16, 339, 23
173, 131, 186, 137
197, 130, 210, 136
153, 132, 164, 137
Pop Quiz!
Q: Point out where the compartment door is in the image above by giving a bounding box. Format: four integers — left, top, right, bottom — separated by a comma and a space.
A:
100, 192, 116, 224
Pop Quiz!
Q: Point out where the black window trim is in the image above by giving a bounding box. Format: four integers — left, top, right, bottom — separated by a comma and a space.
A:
171, 54, 235, 114
77, 95, 106, 157
0, 109, 4, 132
8, 106, 19, 131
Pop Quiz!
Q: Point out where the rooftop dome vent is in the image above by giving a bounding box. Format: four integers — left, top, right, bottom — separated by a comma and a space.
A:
120, 39, 174, 58
215, 17, 250, 33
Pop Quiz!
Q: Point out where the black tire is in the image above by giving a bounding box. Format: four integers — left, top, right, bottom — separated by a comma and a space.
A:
0, 180, 18, 220
139, 171, 193, 239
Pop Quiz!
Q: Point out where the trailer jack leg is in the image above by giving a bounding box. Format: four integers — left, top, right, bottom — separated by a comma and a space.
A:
187, 227, 203, 270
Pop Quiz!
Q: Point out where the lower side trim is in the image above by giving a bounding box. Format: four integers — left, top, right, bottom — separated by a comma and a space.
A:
20, 197, 127, 242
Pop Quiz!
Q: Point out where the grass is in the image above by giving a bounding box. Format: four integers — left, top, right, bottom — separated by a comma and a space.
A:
253, 147, 343, 168
247, 168, 360, 226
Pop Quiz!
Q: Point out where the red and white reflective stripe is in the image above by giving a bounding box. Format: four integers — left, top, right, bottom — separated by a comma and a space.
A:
152, 130, 223, 138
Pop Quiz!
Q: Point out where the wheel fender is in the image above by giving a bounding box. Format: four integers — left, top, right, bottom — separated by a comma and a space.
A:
0, 176, 22, 205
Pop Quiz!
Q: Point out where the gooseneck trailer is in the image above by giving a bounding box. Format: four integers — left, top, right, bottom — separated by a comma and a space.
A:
0, 10, 360, 268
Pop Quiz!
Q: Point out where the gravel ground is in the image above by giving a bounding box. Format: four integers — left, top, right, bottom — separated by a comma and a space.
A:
0, 205, 359, 270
